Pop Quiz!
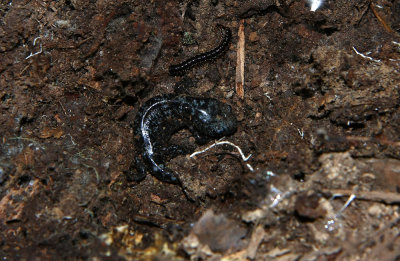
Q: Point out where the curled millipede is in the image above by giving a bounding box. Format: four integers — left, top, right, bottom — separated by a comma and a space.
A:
169, 24, 232, 76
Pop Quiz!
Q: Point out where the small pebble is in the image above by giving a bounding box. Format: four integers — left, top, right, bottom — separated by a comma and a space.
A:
249, 32, 259, 42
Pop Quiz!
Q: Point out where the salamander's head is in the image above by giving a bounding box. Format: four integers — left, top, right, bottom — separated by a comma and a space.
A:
192, 98, 237, 138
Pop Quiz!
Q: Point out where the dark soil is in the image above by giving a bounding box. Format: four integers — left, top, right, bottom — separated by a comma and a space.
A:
1, 0, 400, 260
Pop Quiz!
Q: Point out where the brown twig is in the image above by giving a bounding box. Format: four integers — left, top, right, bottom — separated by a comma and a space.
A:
370, 3, 393, 33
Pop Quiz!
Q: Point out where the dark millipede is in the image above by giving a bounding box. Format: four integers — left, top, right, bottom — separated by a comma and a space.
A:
168, 24, 232, 76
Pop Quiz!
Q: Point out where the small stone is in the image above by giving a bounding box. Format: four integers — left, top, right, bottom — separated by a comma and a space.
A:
249, 32, 259, 42
368, 204, 382, 217
295, 192, 326, 220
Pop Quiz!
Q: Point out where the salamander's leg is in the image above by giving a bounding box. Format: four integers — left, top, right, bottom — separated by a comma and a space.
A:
128, 155, 147, 182
159, 144, 192, 159
150, 164, 181, 184
189, 127, 211, 145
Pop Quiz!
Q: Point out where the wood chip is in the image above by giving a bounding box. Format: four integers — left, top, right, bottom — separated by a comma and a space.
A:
246, 225, 266, 260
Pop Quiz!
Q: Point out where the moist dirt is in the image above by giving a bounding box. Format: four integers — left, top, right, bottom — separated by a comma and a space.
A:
1, 0, 400, 260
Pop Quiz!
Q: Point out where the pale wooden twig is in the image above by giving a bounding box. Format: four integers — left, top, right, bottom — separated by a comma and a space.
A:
235, 19, 245, 99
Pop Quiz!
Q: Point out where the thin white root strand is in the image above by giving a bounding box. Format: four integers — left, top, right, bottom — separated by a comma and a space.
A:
352, 46, 381, 63
26, 36, 43, 60
190, 139, 254, 171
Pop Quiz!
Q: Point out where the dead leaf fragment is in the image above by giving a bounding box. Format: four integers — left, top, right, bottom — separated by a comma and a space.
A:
40, 127, 64, 139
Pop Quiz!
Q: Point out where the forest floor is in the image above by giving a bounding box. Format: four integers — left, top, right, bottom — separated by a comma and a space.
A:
1, 0, 400, 260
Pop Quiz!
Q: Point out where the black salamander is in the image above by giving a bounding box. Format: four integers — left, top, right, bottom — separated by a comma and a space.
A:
133, 95, 237, 184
